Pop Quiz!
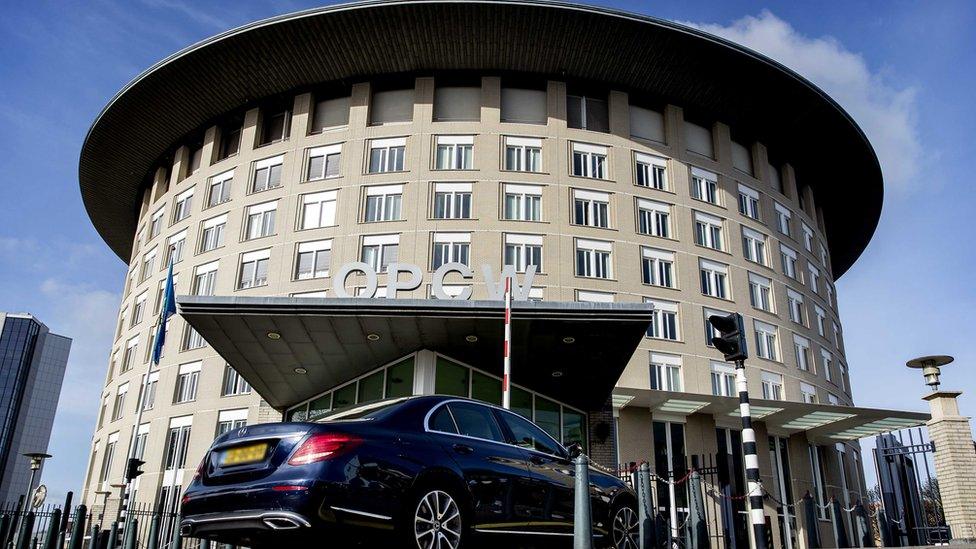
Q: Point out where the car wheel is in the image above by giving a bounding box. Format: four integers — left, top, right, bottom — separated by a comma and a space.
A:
410, 488, 465, 549
609, 502, 640, 549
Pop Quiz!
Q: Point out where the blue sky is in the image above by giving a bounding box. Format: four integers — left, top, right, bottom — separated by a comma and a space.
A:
1, 0, 973, 501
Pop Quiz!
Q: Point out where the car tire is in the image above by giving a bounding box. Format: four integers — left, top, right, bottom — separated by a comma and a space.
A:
607, 500, 640, 549
404, 485, 468, 549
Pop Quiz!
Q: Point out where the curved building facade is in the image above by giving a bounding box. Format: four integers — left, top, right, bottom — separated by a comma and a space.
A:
79, 2, 916, 547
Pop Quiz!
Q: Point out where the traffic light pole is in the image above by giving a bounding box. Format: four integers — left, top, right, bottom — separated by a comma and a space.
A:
734, 358, 768, 549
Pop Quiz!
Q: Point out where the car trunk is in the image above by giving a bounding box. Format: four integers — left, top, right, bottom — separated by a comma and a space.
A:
202, 422, 312, 485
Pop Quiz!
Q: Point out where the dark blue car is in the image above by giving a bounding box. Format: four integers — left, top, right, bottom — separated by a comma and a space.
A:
180, 395, 638, 548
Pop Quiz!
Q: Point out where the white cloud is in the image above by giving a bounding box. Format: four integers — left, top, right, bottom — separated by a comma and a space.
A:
685, 11, 923, 192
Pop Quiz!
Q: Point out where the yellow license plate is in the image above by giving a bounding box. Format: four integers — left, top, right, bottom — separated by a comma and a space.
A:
222, 443, 268, 466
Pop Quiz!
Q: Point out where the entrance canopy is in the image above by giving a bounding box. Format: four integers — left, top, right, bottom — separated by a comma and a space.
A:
178, 296, 653, 411
613, 388, 929, 442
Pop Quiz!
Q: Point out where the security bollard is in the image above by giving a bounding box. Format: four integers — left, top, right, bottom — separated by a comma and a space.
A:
88, 526, 100, 549
637, 462, 654, 549
146, 513, 160, 549
15, 512, 35, 549
122, 519, 137, 549
573, 454, 593, 549
170, 517, 182, 549
58, 492, 73, 549
43, 509, 61, 549
67, 505, 86, 549
0, 515, 10, 549
105, 522, 118, 549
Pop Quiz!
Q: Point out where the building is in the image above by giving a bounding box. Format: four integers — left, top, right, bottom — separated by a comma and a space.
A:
0, 313, 71, 503
78, 1, 930, 546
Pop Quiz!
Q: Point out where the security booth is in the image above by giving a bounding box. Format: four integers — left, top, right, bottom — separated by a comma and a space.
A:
178, 296, 654, 454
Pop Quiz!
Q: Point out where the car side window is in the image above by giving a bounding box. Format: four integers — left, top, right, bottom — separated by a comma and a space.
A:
429, 405, 458, 434
498, 410, 563, 457
448, 402, 506, 443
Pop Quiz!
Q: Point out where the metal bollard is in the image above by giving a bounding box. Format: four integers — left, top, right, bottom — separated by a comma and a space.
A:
802, 493, 821, 549
0, 515, 11, 549
104, 523, 117, 549
122, 519, 137, 549
573, 454, 593, 549
145, 513, 160, 549
58, 492, 73, 549
67, 505, 86, 549
43, 509, 62, 549
88, 526, 100, 549
14, 512, 35, 549
637, 462, 654, 549
170, 516, 182, 549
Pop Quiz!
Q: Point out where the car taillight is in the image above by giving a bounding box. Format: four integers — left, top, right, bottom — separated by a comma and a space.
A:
288, 433, 361, 466
192, 457, 206, 481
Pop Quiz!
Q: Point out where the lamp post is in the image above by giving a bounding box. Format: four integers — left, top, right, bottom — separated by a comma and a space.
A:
22, 452, 52, 498
906, 355, 954, 390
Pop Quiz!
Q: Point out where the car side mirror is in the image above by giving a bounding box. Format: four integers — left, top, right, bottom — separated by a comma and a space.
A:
566, 442, 583, 459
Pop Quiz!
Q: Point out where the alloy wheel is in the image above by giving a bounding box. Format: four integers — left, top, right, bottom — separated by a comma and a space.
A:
612, 506, 640, 549
414, 489, 462, 549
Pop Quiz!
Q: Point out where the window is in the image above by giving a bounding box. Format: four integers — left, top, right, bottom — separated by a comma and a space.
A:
504, 234, 542, 273
699, 259, 729, 299
431, 232, 470, 269
769, 163, 783, 194
787, 289, 805, 325
361, 234, 399, 273
711, 362, 736, 396
173, 362, 201, 403
122, 336, 139, 372
251, 155, 283, 192
794, 334, 812, 372
310, 94, 350, 133
629, 105, 665, 143
186, 142, 204, 176
641, 247, 675, 288
367, 138, 406, 173
802, 223, 814, 252
567, 94, 609, 132
827, 393, 840, 406
821, 349, 833, 383
636, 199, 671, 238
500, 86, 547, 124
199, 214, 226, 252
364, 184, 403, 222
222, 365, 252, 396
742, 227, 767, 265
503, 184, 542, 221
140, 247, 157, 281
691, 168, 719, 205
296, 240, 332, 280
370, 89, 413, 125
838, 362, 848, 392
575, 238, 612, 279
800, 382, 818, 404
99, 435, 117, 485
808, 264, 821, 293
216, 410, 248, 437
433, 85, 480, 121
833, 322, 842, 350
243, 201, 277, 240
141, 372, 159, 410
300, 190, 338, 230
206, 170, 234, 208
498, 411, 561, 456
650, 353, 682, 391
173, 188, 194, 222
112, 383, 128, 421
163, 419, 192, 470
754, 321, 779, 361
761, 371, 784, 401
193, 261, 218, 296
434, 135, 474, 170
748, 273, 774, 312
131, 292, 148, 327
573, 189, 610, 228
238, 249, 270, 289
432, 183, 472, 219
780, 245, 798, 280
307, 144, 341, 181
646, 299, 679, 340
774, 202, 792, 237
694, 212, 724, 250
635, 153, 668, 190
166, 230, 186, 265
738, 185, 760, 220
814, 305, 826, 337
809, 445, 829, 519
182, 324, 205, 351
150, 208, 165, 239
826, 284, 834, 309
504, 137, 542, 172
732, 141, 753, 175
577, 290, 613, 303
259, 106, 289, 145
448, 402, 506, 442
571, 143, 608, 179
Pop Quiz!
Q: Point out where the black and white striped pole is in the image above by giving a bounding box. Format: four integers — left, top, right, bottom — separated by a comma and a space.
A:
708, 313, 767, 549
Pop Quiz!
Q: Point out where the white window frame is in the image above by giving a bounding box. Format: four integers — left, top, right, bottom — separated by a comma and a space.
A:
710, 361, 736, 397
774, 202, 792, 237
808, 264, 821, 294
699, 259, 729, 299
802, 223, 814, 252
794, 334, 812, 372
570, 142, 608, 179
787, 289, 805, 325
761, 371, 785, 401
503, 184, 542, 221
363, 184, 403, 222
174, 361, 201, 403
238, 249, 271, 289
575, 238, 612, 279
691, 167, 719, 205
641, 247, 675, 288
748, 272, 774, 312
780, 244, 799, 280
754, 320, 779, 361
636, 198, 671, 238
295, 239, 333, 280
434, 135, 474, 170
504, 233, 543, 274
694, 211, 724, 250
300, 190, 338, 230
361, 234, 399, 273
814, 305, 827, 337
244, 200, 277, 240
431, 232, 471, 269
173, 188, 194, 222
150, 208, 165, 238
742, 227, 768, 265
193, 260, 219, 296
650, 352, 682, 391
307, 144, 342, 181
367, 137, 406, 173
573, 189, 610, 228
646, 299, 679, 341
432, 182, 472, 220
738, 184, 760, 220
251, 155, 284, 193
206, 169, 234, 208
635, 152, 668, 190
800, 382, 818, 404
199, 214, 227, 253
503, 137, 542, 173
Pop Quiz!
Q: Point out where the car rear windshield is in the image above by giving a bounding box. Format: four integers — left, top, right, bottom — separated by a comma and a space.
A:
314, 397, 411, 422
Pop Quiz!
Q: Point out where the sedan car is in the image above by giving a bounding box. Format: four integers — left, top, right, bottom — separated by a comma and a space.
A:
180, 395, 638, 548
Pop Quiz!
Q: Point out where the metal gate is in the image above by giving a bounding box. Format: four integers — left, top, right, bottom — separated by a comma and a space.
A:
873, 427, 950, 546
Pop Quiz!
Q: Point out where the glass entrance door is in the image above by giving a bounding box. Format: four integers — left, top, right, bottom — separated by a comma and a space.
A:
653, 421, 687, 539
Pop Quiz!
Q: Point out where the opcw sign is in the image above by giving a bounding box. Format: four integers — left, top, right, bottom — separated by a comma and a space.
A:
331, 262, 538, 300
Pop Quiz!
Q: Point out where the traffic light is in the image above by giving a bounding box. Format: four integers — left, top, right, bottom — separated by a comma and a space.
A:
708, 313, 748, 362
125, 458, 145, 481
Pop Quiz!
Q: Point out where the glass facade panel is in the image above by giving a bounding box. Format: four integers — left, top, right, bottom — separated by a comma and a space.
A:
332, 383, 356, 409
534, 396, 560, 440
435, 357, 469, 397
357, 370, 384, 404
385, 357, 415, 398
470, 371, 502, 405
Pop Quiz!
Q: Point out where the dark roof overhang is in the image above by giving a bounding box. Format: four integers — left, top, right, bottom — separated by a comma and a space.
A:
80, 0, 883, 278
177, 296, 653, 411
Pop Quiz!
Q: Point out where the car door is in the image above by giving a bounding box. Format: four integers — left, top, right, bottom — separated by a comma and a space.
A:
495, 409, 577, 534
428, 401, 539, 532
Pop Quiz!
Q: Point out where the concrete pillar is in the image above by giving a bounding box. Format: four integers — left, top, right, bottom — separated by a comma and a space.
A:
923, 390, 976, 542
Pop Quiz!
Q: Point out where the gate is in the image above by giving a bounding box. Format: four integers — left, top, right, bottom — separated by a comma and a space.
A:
873, 427, 950, 546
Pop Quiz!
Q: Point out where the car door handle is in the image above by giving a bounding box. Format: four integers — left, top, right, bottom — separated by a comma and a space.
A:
452, 443, 474, 455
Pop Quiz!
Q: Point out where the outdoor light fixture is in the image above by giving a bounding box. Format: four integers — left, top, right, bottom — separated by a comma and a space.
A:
266, 331, 281, 340
551, 370, 564, 378
366, 333, 380, 341
294, 367, 308, 375
562, 336, 575, 344
906, 355, 954, 390
465, 335, 478, 343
